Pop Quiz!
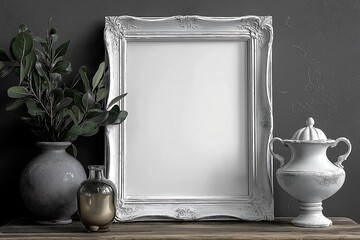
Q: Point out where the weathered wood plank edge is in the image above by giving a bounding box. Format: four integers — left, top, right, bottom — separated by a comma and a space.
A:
0, 217, 359, 239
1, 233, 360, 240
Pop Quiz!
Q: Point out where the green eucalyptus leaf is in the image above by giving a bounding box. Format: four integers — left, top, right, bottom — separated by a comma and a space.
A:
32, 72, 42, 95
103, 105, 120, 125
27, 108, 43, 116
74, 93, 85, 113
32, 35, 47, 43
96, 88, 108, 102
65, 123, 81, 142
53, 60, 72, 74
51, 57, 62, 68
87, 111, 109, 124
54, 40, 70, 58
41, 81, 50, 92
71, 72, 81, 89
19, 64, 25, 83
71, 105, 83, 122
112, 110, 128, 125
66, 63, 72, 73
54, 97, 72, 113
65, 133, 78, 142
70, 143, 77, 157
25, 99, 37, 110
89, 108, 103, 113
86, 111, 103, 118
26, 99, 45, 116
64, 88, 80, 98
35, 61, 48, 78
107, 93, 127, 108
34, 49, 46, 62
92, 62, 105, 90
20, 117, 33, 124
24, 49, 36, 79
50, 72, 62, 82
40, 42, 49, 54
54, 109, 67, 131
52, 88, 64, 104
11, 32, 33, 60
79, 68, 90, 92
60, 117, 73, 134
66, 109, 78, 126
0, 48, 12, 62
28, 108, 46, 116
80, 121, 99, 137
7, 86, 29, 98
71, 105, 80, 116
6, 99, 26, 111
51, 79, 58, 88
0, 66, 13, 78
82, 92, 95, 111
9, 38, 16, 60
0, 61, 5, 70
98, 70, 109, 88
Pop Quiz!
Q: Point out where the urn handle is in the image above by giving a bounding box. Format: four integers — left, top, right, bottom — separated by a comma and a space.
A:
270, 137, 285, 167
331, 137, 352, 168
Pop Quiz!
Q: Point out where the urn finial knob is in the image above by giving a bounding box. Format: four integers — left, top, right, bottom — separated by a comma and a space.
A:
306, 117, 315, 127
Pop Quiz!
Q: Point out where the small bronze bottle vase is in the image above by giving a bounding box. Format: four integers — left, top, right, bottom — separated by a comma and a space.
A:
77, 165, 116, 232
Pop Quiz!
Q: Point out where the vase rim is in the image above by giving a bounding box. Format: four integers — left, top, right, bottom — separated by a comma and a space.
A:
37, 141, 71, 145
88, 165, 105, 170
36, 141, 71, 149
282, 139, 335, 144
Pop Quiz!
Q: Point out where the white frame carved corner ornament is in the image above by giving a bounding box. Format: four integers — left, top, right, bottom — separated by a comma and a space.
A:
176, 16, 200, 29
104, 15, 273, 222
175, 208, 198, 221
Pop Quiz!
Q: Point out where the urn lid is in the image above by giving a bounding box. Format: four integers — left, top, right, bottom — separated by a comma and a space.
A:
291, 117, 328, 141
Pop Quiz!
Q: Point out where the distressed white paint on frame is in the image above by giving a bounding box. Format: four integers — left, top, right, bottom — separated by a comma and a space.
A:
104, 15, 273, 222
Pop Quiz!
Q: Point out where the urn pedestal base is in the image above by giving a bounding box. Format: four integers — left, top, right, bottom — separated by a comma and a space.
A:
292, 202, 332, 228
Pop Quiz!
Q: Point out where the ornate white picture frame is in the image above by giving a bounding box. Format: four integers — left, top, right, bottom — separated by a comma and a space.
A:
104, 15, 273, 222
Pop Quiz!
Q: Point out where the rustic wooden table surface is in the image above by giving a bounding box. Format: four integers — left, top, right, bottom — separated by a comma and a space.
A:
0, 217, 359, 239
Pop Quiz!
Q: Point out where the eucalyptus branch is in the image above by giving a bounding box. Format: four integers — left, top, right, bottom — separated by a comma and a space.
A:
28, 83, 50, 117
0, 21, 127, 146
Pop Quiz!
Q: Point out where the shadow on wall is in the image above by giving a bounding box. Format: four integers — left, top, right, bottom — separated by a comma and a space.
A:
0, 107, 106, 225
0, 110, 38, 225
0, 24, 107, 225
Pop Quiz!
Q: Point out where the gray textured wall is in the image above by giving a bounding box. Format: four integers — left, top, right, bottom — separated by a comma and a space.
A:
0, 0, 360, 225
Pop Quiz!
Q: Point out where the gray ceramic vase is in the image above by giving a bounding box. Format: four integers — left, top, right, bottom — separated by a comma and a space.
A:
20, 142, 87, 225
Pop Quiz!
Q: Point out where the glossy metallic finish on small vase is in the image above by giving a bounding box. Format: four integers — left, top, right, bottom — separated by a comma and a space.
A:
77, 165, 116, 232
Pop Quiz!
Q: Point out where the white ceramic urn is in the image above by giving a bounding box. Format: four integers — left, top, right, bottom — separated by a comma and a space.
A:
270, 117, 352, 228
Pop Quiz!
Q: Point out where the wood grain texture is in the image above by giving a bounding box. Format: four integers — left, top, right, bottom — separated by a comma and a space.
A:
0, 217, 359, 240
